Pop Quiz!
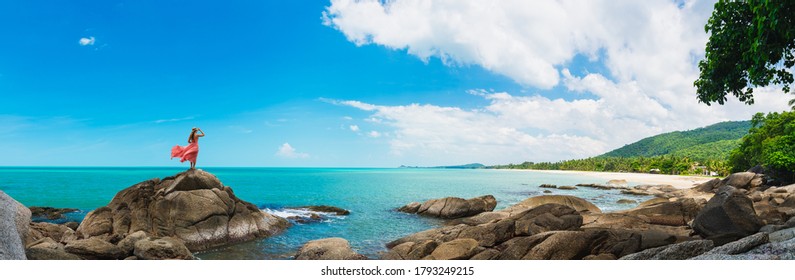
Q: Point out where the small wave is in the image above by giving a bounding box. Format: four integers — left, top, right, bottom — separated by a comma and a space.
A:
262, 207, 346, 224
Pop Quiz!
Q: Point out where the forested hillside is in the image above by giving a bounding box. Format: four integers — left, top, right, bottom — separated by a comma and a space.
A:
492, 121, 751, 176
600, 121, 750, 159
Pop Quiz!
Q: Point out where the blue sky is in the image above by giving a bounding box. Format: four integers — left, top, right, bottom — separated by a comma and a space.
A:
0, 0, 791, 167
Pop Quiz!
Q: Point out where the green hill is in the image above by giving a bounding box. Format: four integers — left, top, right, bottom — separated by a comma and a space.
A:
600, 121, 751, 161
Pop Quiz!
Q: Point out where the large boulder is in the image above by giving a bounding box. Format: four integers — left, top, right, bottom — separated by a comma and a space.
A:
617, 198, 705, 226
399, 195, 497, 219
692, 186, 764, 245
294, 238, 367, 260
504, 195, 601, 214
695, 172, 766, 193
0, 191, 31, 260
519, 229, 642, 260
510, 204, 583, 236
76, 169, 289, 251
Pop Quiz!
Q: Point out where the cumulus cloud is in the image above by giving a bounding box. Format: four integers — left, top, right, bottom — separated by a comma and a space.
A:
368, 130, 381, 138
323, 0, 792, 164
78, 37, 95, 46
323, 0, 718, 89
333, 87, 790, 164
276, 143, 309, 159
349, 124, 360, 132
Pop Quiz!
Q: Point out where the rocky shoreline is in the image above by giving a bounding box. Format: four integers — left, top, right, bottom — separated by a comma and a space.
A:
3, 169, 795, 260
297, 171, 795, 260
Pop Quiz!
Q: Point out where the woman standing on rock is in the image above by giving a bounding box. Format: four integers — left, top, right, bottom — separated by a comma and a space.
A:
171, 127, 205, 169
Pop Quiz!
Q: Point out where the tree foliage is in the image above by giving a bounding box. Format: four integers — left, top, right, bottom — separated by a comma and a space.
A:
491, 155, 731, 176
695, 0, 795, 105
729, 111, 795, 183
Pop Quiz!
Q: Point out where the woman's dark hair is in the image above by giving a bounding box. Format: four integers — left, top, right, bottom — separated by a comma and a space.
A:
188, 129, 197, 143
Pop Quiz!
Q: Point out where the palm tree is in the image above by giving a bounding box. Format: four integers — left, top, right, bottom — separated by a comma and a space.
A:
790, 96, 795, 110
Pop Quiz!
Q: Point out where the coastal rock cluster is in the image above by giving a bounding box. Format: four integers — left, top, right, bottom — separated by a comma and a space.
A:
373, 170, 795, 260
16, 169, 289, 260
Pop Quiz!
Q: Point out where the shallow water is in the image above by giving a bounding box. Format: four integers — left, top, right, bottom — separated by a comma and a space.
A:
0, 167, 650, 259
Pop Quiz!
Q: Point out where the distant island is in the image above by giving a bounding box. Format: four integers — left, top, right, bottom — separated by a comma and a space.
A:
399, 163, 486, 169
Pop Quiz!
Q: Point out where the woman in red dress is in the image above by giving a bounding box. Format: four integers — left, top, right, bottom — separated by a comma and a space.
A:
171, 127, 205, 169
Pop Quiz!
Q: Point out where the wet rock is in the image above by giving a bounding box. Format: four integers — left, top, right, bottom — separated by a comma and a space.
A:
557, 186, 577, 190
617, 199, 636, 204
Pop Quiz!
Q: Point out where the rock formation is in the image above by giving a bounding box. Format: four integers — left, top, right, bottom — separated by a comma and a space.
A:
75, 169, 289, 251
20, 169, 289, 260
398, 195, 497, 219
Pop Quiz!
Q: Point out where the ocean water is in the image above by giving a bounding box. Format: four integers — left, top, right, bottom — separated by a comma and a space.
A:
0, 167, 651, 259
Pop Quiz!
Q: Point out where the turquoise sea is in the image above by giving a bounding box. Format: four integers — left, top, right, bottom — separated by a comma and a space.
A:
0, 167, 651, 259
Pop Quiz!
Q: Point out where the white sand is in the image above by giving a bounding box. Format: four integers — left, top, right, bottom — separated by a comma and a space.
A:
515, 169, 714, 189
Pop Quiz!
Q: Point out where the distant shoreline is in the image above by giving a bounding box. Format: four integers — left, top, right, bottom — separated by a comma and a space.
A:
505, 169, 714, 189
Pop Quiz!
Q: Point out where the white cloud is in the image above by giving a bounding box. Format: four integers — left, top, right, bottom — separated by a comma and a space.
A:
368, 130, 381, 138
349, 124, 360, 132
323, 0, 717, 90
79, 37, 95, 46
276, 143, 309, 159
324, 0, 792, 165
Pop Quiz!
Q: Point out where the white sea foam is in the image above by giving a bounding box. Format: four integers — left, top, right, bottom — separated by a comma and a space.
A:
262, 208, 345, 222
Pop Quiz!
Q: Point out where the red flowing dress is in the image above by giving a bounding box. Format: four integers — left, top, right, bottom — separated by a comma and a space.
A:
171, 138, 199, 164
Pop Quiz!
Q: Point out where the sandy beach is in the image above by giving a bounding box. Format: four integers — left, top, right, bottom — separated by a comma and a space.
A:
516, 169, 714, 189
